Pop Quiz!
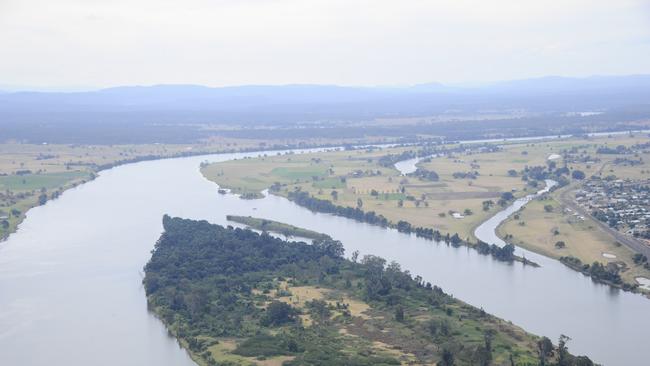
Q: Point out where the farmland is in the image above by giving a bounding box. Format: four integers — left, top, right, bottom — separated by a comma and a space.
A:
203, 133, 650, 292
0, 140, 267, 240
202, 142, 544, 241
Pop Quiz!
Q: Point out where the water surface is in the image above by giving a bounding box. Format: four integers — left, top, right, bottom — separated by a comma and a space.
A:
0, 152, 647, 366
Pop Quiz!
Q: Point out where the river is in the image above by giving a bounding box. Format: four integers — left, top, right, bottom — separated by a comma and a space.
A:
474, 179, 558, 250
1, 150, 649, 365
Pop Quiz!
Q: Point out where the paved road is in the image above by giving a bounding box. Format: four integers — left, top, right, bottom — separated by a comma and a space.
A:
558, 184, 650, 259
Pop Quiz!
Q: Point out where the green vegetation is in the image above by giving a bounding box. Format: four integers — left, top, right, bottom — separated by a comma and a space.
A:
202, 134, 650, 293
226, 215, 330, 240
559, 256, 640, 292
144, 216, 594, 366
0, 171, 90, 190
0, 142, 228, 240
0, 138, 298, 241
497, 133, 650, 292
270, 166, 329, 180
201, 144, 530, 243
0, 171, 93, 240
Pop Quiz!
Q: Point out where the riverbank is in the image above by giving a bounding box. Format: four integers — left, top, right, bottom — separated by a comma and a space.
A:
282, 189, 539, 267
0, 142, 242, 241
0, 138, 392, 242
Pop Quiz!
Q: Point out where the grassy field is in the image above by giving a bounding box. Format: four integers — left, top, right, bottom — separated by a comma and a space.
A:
0, 134, 408, 241
202, 133, 650, 292
0, 139, 273, 240
0, 171, 90, 190
202, 143, 543, 241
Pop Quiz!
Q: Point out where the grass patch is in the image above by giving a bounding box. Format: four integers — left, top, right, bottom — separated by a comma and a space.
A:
0, 171, 89, 191
270, 167, 328, 180
313, 178, 346, 189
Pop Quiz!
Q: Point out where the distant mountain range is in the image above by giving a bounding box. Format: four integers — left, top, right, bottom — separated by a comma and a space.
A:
0, 75, 649, 144
0, 75, 649, 126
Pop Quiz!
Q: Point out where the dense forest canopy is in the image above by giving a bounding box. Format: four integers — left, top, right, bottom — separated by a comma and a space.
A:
144, 216, 595, 366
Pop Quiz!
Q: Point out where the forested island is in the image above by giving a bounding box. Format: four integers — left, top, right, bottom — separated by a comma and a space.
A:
144, 216, 594, 366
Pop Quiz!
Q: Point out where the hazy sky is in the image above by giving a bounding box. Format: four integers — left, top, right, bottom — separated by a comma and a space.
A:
1, 0, 649, 89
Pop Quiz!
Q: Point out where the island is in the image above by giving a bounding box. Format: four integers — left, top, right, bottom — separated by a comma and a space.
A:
143, 215, 594, 366
226, 215, 331, 240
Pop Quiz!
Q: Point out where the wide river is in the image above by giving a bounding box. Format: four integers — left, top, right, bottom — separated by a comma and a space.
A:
0, 149, 649, 365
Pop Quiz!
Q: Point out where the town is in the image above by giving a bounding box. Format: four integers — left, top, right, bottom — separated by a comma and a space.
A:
576, 178, 650, 241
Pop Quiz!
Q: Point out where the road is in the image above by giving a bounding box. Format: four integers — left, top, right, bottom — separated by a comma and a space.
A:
558, 184, 650, 259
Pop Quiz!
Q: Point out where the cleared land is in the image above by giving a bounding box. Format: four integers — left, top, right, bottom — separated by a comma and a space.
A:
0, 139, 271, 240
203, 134, 650, 293
202, 145, 533, 241
497, 133, 650, 290
0, 135, 405, 241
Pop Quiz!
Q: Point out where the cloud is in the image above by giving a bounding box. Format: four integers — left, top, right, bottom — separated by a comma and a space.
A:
1, 0, 649, 89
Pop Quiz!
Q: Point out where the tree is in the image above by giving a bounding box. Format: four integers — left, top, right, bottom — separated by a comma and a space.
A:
572, 170, 586, 180
633, 253, 647, 264
507, 169, 518, 177
536, 336, 554, 366
544, 204, 554, 212
313, 238, 345, 258
440, 348, 455, 366
262, 301, 296, 326
395, 306, 405, 322
555, 241, 566, 249
38, 193, 48, 205
397, 199, 404, 208
361, 255, 390, 300
351, 250, 360, 263
306, 299, 331, 323
574, 356, 595, 366
330, 190, 338, 201
484, 329, 495, 354
482, 200, 494, 211
472, 329, 495, 366
450, 233, 462, 246
557, 334, 571, 366
357, 198, 363, 209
